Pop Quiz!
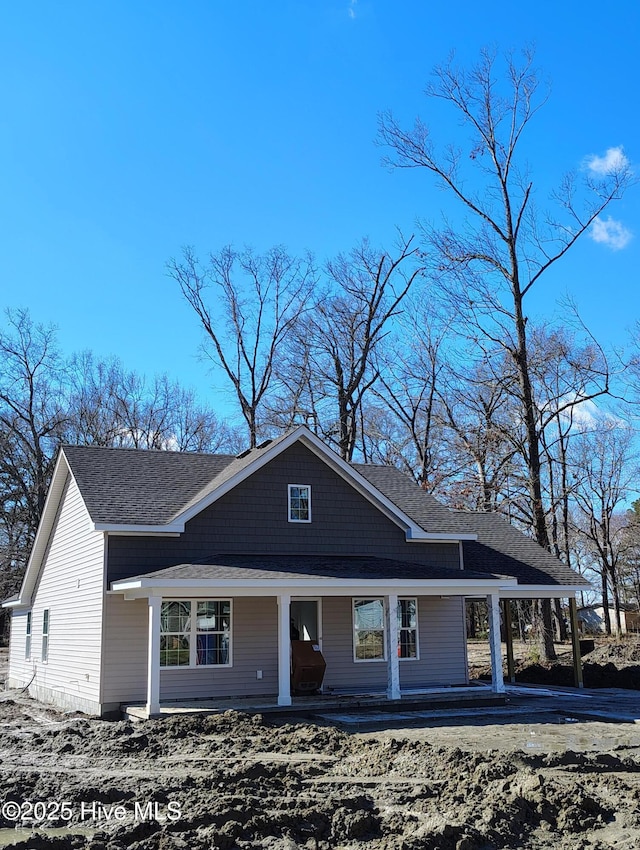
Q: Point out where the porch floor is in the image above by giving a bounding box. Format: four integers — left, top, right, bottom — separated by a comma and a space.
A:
122, 682, 505, 721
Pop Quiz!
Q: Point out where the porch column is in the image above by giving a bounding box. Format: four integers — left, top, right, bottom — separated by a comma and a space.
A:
487, 593, 505, 694
569, 597, 584, 689
146, 595, 161, 717
386, 594, 401, 700
277, 594, 292, 706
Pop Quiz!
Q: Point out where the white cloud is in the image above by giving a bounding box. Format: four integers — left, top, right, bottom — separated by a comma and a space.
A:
590, 216, 633, 250
348, 0, 357, 18
585, 145, 630, 176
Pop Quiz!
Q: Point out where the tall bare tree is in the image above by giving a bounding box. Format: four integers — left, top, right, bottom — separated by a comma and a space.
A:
168, 245, 316, 448
272, 236, 423, 460
572, 422, 638, 635
379, 47, 633, 657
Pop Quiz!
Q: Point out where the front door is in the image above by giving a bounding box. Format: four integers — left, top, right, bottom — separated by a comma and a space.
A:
290, 599, 320, 644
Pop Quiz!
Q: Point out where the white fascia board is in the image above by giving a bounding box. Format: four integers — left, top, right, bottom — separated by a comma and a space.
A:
94, 524, 182, 536
407, 532, 477, 542
499, 585, 590, 599
15, 450, 71, 606
1, 599, 28, 609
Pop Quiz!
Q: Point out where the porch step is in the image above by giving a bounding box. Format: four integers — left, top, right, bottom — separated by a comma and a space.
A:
121, 688, 506, 722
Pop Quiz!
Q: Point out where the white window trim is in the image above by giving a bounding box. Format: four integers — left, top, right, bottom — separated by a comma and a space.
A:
352, 597, 387, 663
352, 597, 421, 663
288, 484, 312, 523
398, 597, 420, 662
41, 609, 49, 663
160, 598, 233, 669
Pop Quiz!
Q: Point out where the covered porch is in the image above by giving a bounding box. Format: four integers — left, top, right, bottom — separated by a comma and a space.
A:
110, 555, 520, 719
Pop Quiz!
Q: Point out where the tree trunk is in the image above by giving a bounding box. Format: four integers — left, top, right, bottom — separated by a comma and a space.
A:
601, 572, 612, 635
553, 598, 568, 642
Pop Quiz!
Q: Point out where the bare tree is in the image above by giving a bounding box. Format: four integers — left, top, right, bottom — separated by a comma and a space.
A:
66, 352, 241, 453
367, 300, 453, 489
274, 236, 424, 460
168, 245, 316, 448
0, 309, 68, 545
379, 47, 633, 657
572, 422, 638, 635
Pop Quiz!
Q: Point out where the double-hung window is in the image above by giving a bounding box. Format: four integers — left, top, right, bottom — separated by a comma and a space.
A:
160, 600, 231, 668
398, 598, 419, 659
288, 485, 311, 522
353, 599, 386, 661
353, 598, 419, 662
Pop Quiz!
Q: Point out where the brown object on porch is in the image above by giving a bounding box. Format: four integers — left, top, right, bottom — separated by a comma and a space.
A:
291, 640, 326, 694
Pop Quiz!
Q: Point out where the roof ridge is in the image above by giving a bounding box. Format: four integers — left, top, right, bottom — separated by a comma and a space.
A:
62, 443, 236, 459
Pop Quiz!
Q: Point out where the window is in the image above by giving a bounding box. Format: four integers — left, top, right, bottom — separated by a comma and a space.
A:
195, 600, 231, 666
288, 484, 311, 522
353, 599, 385, 661
398, 598, 419, 660
160, 601, 191, 667
25, 612, 32, 660
42, 609, 49, 662
160, 600, 232, 668
353, 598, 420, 662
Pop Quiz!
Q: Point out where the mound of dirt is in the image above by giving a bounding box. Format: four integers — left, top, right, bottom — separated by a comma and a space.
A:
1, 697, 640, 850
470, 638, 640, 690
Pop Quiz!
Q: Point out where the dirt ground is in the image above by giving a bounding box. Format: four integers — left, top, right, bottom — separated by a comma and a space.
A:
468, 637, 640, 689
2, 645, 640, 850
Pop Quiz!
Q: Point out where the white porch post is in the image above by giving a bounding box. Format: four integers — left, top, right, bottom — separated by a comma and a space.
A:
487, 593, 505, 694
386, 594, 401, 700
146, 595, 162, 717
277, 593, 292, 706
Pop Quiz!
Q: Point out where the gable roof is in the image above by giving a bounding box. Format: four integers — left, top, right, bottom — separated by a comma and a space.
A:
62, 444, 236, 526
8, 426, 589, 608
62, 427, 474, 540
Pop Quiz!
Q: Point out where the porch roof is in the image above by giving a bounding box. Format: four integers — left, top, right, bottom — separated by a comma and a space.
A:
110, 554, 523, 598
113, 553, 503, 584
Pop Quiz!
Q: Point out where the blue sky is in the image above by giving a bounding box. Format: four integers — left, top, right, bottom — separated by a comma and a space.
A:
1, 1, 639, 410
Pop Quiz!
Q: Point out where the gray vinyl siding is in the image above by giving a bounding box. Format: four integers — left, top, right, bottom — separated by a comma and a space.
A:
320, 596, 468, 692
9, 476, 105, 713
7, 608, 30, 688
101, 595, 149, 704
107, 442, 460, 582
101, 593, 466, 704
160, 597, 278, 700
101, 596, 278, 703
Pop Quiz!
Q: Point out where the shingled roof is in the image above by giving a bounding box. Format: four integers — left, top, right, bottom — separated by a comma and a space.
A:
118, 554, 503, 585
62, 434, 588, 588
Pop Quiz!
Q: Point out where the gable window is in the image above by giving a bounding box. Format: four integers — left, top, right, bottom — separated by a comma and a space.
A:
288, 484, 311, 522
353, 598, 386, 661
25, 612, 32, 660
42, 609, 49, 662
398, 598, 419, 660
160, 600, 232, 668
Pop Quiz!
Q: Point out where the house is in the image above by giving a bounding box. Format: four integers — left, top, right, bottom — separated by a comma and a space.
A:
578, 604, 640, 635
3, 426, 588, 717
